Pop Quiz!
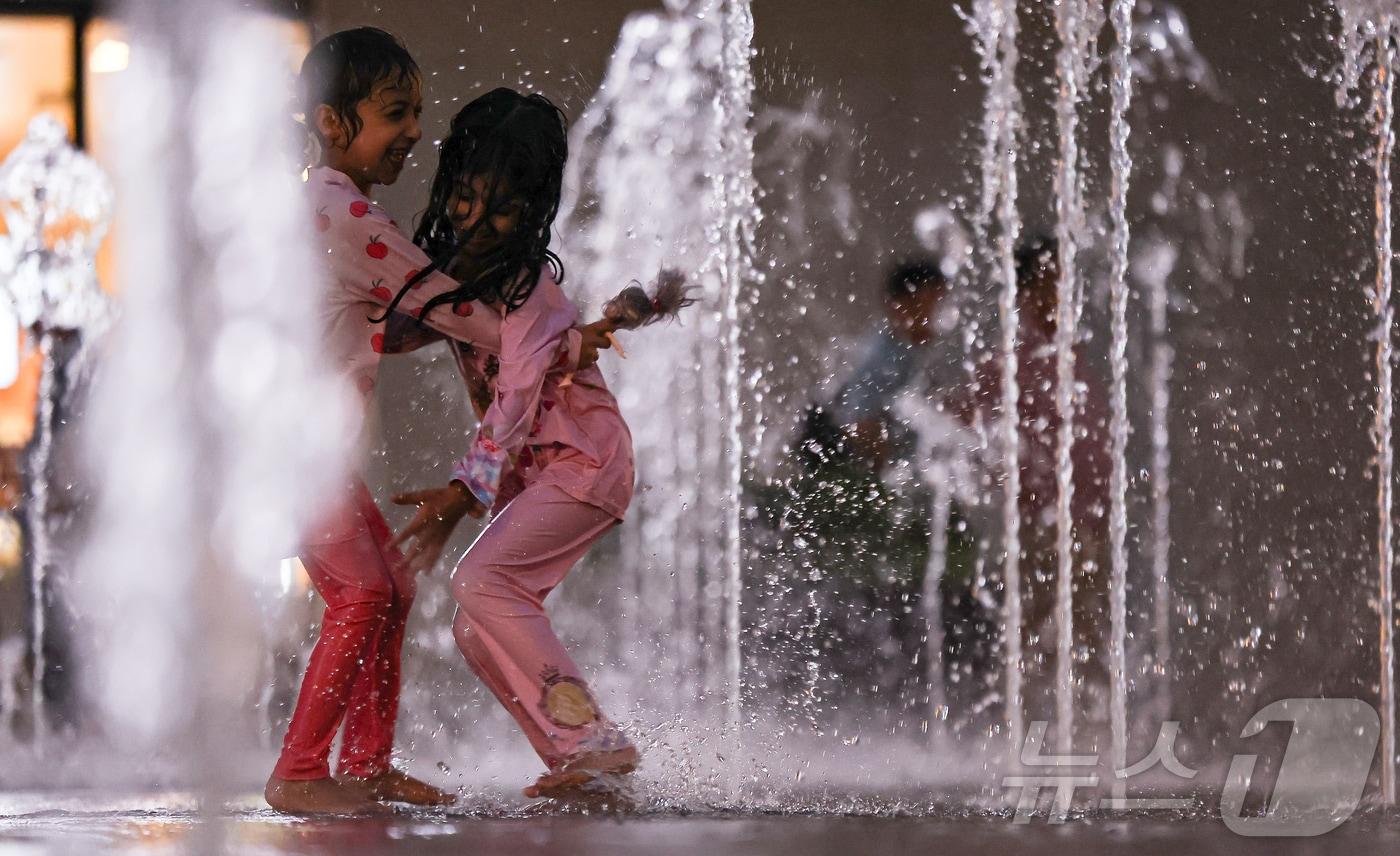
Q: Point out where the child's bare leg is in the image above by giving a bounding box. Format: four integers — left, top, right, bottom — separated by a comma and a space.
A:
264, 776, 390, 815
337, 769, 456, 806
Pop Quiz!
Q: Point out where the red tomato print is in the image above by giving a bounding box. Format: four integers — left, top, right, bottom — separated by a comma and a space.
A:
370, 282, 392, 302
366, 236, 389, 260
454, 302, 474, 316
370, 333, 385, 354
405, 268, 422, 287
350, 200, 370, 218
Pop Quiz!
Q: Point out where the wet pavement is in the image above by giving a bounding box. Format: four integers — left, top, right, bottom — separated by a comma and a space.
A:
0, 793, 1396, 855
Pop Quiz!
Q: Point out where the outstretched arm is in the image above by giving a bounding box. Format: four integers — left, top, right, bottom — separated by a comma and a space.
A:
391, 482, 486, 575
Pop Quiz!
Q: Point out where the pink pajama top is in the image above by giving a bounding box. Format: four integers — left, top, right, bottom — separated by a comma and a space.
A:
452, 272, 635, 522
307, 166, 632, 523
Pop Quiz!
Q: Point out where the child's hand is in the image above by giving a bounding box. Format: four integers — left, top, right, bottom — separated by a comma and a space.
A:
576, 319, 616, 370
391, 482, 486, 574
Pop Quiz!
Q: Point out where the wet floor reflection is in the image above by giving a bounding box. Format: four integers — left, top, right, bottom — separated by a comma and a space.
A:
0, 793, 1396, 855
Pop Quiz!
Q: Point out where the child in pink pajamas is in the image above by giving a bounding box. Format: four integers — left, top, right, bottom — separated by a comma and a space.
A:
388, 88, 642, 798
269, 30, 596, 815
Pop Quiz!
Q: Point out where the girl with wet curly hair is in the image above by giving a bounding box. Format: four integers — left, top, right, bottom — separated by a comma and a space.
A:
388, 88, 693, 799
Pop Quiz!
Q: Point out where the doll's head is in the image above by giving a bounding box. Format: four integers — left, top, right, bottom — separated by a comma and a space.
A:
603, 269, 697, 330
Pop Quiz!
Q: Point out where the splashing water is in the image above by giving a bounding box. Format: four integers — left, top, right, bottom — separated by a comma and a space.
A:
1333, 0, 1400, 807
556, 0, 759, 778
1107, 0, 1138, 791
0, 115, 113, 745
1052, 0, 1105, 754
966, 0, 1024, 760
1127, 1, 1245, 733
755, 94, 860, 255
74, 0, 351, 817
716, 0, 760, 756
14, 0, 1386, 824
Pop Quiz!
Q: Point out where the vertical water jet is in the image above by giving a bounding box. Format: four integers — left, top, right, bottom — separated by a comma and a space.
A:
1335, 0, 1399, 806
1107, 0, 1137, 788
717, 0, 760, 750
1051, 0, 1102, 753
1373, 21, 1398, 809
969, 0, 1024, 756
76, 0, 351, 829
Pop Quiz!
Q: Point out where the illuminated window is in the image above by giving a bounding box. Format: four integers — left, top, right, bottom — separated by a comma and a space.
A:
0, 3, 311, 447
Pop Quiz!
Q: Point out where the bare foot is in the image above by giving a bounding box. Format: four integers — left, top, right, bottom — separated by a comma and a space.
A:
337, 769, 457, 807
264, 776, 391, 815
523, 746, 640, 799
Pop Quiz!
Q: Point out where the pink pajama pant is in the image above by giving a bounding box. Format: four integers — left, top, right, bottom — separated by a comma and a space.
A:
273, 479, 414, 781
452, 483, 633, 770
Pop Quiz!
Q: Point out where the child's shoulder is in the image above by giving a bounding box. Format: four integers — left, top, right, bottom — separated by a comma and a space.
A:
516, 264, 567, 303
307, 166, 358, 201
307, 167, 395, 229
505, 265, 578, 325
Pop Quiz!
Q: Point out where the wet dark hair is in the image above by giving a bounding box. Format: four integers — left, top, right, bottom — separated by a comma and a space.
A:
299, 27, 419, 146
885, 259, 947, 299
1014, 233, 1059, 290
376, 88, 567, 322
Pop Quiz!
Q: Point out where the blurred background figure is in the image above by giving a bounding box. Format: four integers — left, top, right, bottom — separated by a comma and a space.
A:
826, 259, 958, 467
952, 234, 1112, 729
754, 257, 997, 732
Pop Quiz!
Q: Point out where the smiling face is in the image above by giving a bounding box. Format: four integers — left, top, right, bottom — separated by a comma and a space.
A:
316, 75, 423, 194
450, 173, 525, 256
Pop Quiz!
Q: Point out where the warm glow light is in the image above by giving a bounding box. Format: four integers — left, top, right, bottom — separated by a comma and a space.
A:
279, 557, 311, 595
0, 17, 76, 158
0, 511, 21, 574
89, 39, 129, 75
0, 303, 16, 389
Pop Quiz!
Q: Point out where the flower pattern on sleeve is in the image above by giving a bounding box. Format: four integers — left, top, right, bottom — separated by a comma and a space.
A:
454, 433, 509, 507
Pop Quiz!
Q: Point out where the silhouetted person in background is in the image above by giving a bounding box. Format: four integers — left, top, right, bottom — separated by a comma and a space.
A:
759, 258, 987, 729
952, 235, 1112, 729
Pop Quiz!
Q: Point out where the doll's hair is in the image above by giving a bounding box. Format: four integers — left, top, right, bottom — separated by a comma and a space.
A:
603, 269, 697, 330
299, 27, 419, 146
376, 88, 567, 323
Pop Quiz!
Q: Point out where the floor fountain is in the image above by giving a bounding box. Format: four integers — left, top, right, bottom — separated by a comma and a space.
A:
0, 114, 113, 746
0, 0, 1396, 850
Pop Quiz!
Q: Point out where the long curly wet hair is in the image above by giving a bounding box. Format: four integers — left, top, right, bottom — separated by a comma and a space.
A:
374, 88, 567, 322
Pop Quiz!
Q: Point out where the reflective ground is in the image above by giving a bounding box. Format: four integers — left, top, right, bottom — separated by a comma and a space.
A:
0, 793, 1395, 855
